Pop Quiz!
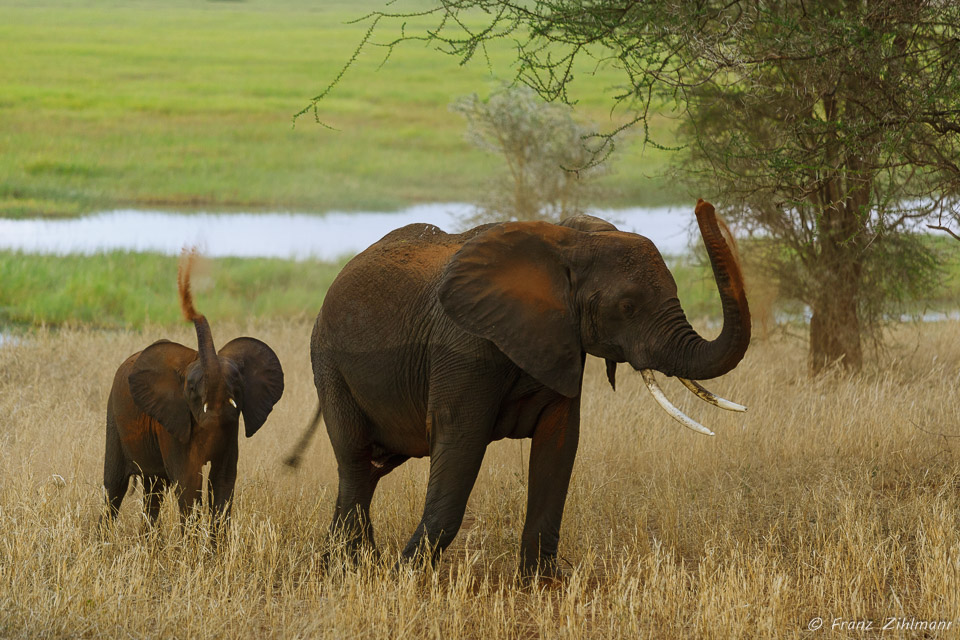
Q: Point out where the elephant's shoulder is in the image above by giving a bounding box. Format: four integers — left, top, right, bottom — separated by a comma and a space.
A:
344, 224, 460, 279
452, 223, 500, 241
558, 214, 619, 233
378, 223, 449, 246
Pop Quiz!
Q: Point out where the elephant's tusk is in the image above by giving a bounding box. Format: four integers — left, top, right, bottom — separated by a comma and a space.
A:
203, 403, 208, 414
640, 369, 715, 436
677, 378, 747, 412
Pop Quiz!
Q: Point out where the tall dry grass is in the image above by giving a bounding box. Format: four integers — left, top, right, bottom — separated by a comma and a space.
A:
1, 320, 959, 638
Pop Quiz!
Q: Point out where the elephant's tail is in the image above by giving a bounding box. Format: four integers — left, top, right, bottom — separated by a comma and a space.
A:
283, 403, 323, 469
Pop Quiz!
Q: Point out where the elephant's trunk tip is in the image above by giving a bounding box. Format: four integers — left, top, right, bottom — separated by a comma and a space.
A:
178, 246, 202, 323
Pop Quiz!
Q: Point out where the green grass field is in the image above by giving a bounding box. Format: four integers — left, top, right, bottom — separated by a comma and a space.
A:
2, 241, 956, 331
0, 251, 348, 329
0, 250, 716, 330
0, 0, 682, 219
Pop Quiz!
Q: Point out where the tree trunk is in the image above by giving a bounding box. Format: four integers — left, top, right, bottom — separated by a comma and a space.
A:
809, 288, 862, 373
806, 90, 869, 375
808, 179, 867, 374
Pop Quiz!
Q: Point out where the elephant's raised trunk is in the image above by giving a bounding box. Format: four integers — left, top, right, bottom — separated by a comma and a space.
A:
659, 200, 751, 381
193, 315, 221, 383
178, 248, 223, 393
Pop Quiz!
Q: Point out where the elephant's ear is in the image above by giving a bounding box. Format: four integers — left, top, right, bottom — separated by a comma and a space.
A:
128, 340, 197, 444
561, 215, 620, 393
438, 222, 583, 398
218, 337, 284, 438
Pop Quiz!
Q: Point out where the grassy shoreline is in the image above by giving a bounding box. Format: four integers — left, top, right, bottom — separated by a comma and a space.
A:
0, 251, 346, 329
0, 250, 721, 330
2, 245, 957, 331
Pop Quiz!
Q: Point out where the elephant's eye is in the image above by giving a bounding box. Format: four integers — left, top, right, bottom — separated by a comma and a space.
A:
619, 299, 637, 318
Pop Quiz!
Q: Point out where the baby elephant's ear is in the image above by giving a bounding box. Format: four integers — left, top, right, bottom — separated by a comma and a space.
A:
128, 340, 197, 443
218, 337, 284, 438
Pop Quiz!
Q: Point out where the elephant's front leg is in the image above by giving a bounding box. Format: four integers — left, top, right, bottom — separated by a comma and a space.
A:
207, 451, 238, 546
143, 475, 168, 526
174, 469, 205, 524
520, 395, 581, 579
209, 449, 238, 524
400, 435, 489, 566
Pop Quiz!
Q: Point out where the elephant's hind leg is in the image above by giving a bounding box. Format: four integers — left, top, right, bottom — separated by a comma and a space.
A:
323, 375, 382, 556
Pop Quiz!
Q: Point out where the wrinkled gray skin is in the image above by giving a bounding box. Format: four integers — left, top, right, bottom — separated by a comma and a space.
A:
303, 202, 750, 577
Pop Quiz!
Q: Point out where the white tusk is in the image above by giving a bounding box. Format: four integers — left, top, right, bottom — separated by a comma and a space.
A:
203, 403, 208, 414
229, 398, 237, 409
640, 369, 715, 436
677, 378, 747, 412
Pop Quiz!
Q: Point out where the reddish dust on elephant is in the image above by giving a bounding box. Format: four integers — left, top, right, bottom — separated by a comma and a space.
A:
102, 249, 284, 525
287, 199, 751, 578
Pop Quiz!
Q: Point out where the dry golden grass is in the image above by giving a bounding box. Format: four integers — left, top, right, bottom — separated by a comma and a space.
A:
1, 319, 959, 638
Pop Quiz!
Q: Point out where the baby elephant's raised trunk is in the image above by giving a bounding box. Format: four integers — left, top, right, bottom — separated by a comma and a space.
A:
178, 249, 223, 402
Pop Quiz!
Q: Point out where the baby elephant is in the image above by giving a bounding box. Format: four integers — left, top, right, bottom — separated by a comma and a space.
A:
102, 252, 284, 526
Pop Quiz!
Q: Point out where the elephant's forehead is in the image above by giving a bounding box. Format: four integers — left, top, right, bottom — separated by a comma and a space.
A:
185, 362, 203, 381
590, 232, 667, 270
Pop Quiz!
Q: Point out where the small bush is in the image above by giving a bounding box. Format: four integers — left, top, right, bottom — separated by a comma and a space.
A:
451, 86, 611, 226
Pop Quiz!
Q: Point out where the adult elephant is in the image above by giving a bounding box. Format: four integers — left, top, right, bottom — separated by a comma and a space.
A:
290, 199, 750, 577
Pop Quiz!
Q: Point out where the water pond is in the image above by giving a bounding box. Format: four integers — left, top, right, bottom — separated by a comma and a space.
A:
0, 204, 696, 261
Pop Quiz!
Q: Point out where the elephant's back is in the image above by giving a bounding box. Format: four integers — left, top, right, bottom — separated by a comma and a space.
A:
319, 223, 475, 341
363, 223, 488, 273
313, 223, 480, 445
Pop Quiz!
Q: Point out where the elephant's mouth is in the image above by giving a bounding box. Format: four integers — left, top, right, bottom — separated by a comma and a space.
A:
638, 368, 747, 437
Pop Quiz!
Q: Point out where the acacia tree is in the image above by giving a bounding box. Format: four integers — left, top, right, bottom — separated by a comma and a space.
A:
303, 0, 960, 372
673, 1, 960, 371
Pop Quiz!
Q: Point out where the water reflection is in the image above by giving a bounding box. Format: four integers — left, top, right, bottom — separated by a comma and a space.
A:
0, 204, 695, 261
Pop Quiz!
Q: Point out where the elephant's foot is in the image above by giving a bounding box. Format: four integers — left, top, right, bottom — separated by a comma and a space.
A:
390, 556, 428, 576
321, 538, 381, 573
518, 555, 569, 585
392, 540, 443, 575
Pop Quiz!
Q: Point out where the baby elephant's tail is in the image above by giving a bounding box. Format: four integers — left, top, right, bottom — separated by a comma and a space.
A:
283, 403, 323, 469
